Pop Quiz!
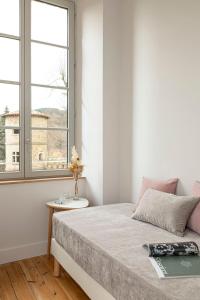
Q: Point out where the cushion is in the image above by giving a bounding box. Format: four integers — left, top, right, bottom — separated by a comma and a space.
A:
132, 189, 200, 236
138, 177, 178, 200
187, 181, 200, 235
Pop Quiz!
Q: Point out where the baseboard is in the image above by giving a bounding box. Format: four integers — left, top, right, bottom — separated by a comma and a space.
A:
0, 240, 47, 265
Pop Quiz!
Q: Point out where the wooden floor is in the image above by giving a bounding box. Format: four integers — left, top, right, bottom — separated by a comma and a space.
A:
0, 255, 90, 300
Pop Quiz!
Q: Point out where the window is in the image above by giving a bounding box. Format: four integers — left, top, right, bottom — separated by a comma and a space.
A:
12, 152, 20, 163
13, 129, 20, 135
0, 0, 74, 179
38, 152, 44, 161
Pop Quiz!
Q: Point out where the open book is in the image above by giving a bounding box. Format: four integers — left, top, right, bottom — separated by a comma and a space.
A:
143, 242, 200, 279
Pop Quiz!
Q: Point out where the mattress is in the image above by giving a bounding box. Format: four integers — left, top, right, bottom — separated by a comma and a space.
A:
53, 203, 200, 300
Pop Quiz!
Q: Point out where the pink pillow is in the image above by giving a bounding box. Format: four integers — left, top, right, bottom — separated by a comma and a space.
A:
187, 181, 200, 235
139, 177, 178, 200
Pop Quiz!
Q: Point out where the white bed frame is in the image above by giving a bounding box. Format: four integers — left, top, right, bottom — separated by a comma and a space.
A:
51, 238, 115, 300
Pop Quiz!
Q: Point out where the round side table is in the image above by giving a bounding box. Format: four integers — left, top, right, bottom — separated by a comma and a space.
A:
46, 198, 89, 257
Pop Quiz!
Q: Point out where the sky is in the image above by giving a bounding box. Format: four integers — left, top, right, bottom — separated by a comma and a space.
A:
0, 0, 68, 115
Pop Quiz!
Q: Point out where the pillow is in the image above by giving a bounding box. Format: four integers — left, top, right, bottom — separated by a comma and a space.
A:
187, 181, 200, 235
138, 177, 178, 200
132, 189, 200, 236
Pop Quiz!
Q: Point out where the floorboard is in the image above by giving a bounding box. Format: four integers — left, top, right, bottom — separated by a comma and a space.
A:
0, 266, 17, 300
0, 256, 90, 300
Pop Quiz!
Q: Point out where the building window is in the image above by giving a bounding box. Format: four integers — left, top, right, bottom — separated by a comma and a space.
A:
38, 152, 43, 161
12, 152, 20, 163
0, 0, 74, 179
13, 129, 20, 135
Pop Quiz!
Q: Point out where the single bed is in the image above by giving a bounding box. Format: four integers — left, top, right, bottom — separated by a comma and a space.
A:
52, 203, 200, 300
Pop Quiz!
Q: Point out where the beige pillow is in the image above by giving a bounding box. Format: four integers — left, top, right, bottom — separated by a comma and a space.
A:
132, 189, 200, 236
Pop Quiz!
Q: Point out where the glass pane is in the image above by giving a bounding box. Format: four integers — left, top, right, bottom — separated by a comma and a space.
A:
32, 130, 68, 171
32, 1, 68, 46
0, 1, 19, 36
0, 37, 19, 81
0, 84, 19, 126
0, 129, 20, 173
32, 43, 68, 87
32, 87, 68, 128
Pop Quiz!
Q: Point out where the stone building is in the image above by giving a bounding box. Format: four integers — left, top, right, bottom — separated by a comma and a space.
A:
3, 111, 48, 171
2, 111, 68, 172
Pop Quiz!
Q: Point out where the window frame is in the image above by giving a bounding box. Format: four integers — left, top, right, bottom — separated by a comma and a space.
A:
0, 0, 74, 180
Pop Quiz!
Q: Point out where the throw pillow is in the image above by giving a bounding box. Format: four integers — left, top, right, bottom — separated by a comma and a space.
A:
138, 177, 178, 200
132, 189, 199, 236
187, 181, 200, 235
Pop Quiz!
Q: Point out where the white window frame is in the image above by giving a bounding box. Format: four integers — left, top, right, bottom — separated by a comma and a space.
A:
0, 0, 74, 180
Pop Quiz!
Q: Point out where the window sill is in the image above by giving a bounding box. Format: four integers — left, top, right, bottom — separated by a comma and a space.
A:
0, 176, 85, 185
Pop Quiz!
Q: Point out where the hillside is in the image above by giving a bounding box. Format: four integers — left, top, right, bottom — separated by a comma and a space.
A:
35, 107, 68, 128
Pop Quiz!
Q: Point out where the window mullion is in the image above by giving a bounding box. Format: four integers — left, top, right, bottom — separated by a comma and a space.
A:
31, 39, 69, 50
24, 0, 32, 178
0, 80, 20, 85
31, 83, 68, 91
68, 1, 75, 162
0, 33, 20, 41
18, 0, 25, 178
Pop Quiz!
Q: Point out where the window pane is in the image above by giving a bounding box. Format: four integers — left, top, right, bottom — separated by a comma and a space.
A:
0, 129, 20, 173
31, 87, 68, 128
0, 1, 19, 36
0, 37, 19, 81
0, 84, 19, 126
32, 1, 68, 46
31, 43, 68, 87
32, 130, 68, 171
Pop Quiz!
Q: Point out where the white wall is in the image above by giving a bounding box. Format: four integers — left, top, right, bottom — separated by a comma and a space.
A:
119, 0, 134, 203
0, 179, 86, 264
75, 0, 104, 205
75, 0, 122, 205
103, 0, 121, 204
120, 0, 200, 201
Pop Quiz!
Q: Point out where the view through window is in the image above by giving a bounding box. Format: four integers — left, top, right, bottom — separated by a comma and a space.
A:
0, 0, 74, 179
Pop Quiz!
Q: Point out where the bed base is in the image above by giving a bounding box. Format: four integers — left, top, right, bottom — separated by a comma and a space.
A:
51, 238, 115, 300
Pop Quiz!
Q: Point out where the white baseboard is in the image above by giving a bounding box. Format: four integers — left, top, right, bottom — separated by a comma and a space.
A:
0, 240, 47, 265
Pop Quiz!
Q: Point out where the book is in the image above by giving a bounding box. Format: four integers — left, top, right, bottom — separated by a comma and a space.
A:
150, 255, 200, 278
143, 241, 199, 257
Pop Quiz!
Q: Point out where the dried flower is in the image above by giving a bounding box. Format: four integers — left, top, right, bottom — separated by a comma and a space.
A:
68, 146, 84, 177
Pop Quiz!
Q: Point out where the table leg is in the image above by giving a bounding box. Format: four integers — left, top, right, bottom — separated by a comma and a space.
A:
53, 257, 61, 277
47, 207, 54, 258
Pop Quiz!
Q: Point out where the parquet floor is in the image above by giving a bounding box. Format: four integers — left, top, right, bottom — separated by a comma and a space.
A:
0, 255, 90, 300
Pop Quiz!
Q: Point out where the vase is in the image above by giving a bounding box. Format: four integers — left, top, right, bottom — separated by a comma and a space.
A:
73, 172, 79, 200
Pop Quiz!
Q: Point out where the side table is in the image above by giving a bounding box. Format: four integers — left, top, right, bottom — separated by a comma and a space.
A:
46, 198, 89, 257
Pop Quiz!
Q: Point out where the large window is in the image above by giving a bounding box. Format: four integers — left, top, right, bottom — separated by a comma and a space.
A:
0, 0, 74, 179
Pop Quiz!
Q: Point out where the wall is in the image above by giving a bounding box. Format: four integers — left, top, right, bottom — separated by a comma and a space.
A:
75, 0, 122, 205
120, 0, 200, 201
119, 0, 134, 203
0, 179, 86, 264
75, 0, 104, 206
103, 0, 121, 204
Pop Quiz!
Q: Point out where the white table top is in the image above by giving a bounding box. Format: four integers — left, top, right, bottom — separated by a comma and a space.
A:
46, 197, 89, 210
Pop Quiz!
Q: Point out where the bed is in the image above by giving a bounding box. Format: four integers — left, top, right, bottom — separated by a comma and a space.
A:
52, 203, 200, 300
